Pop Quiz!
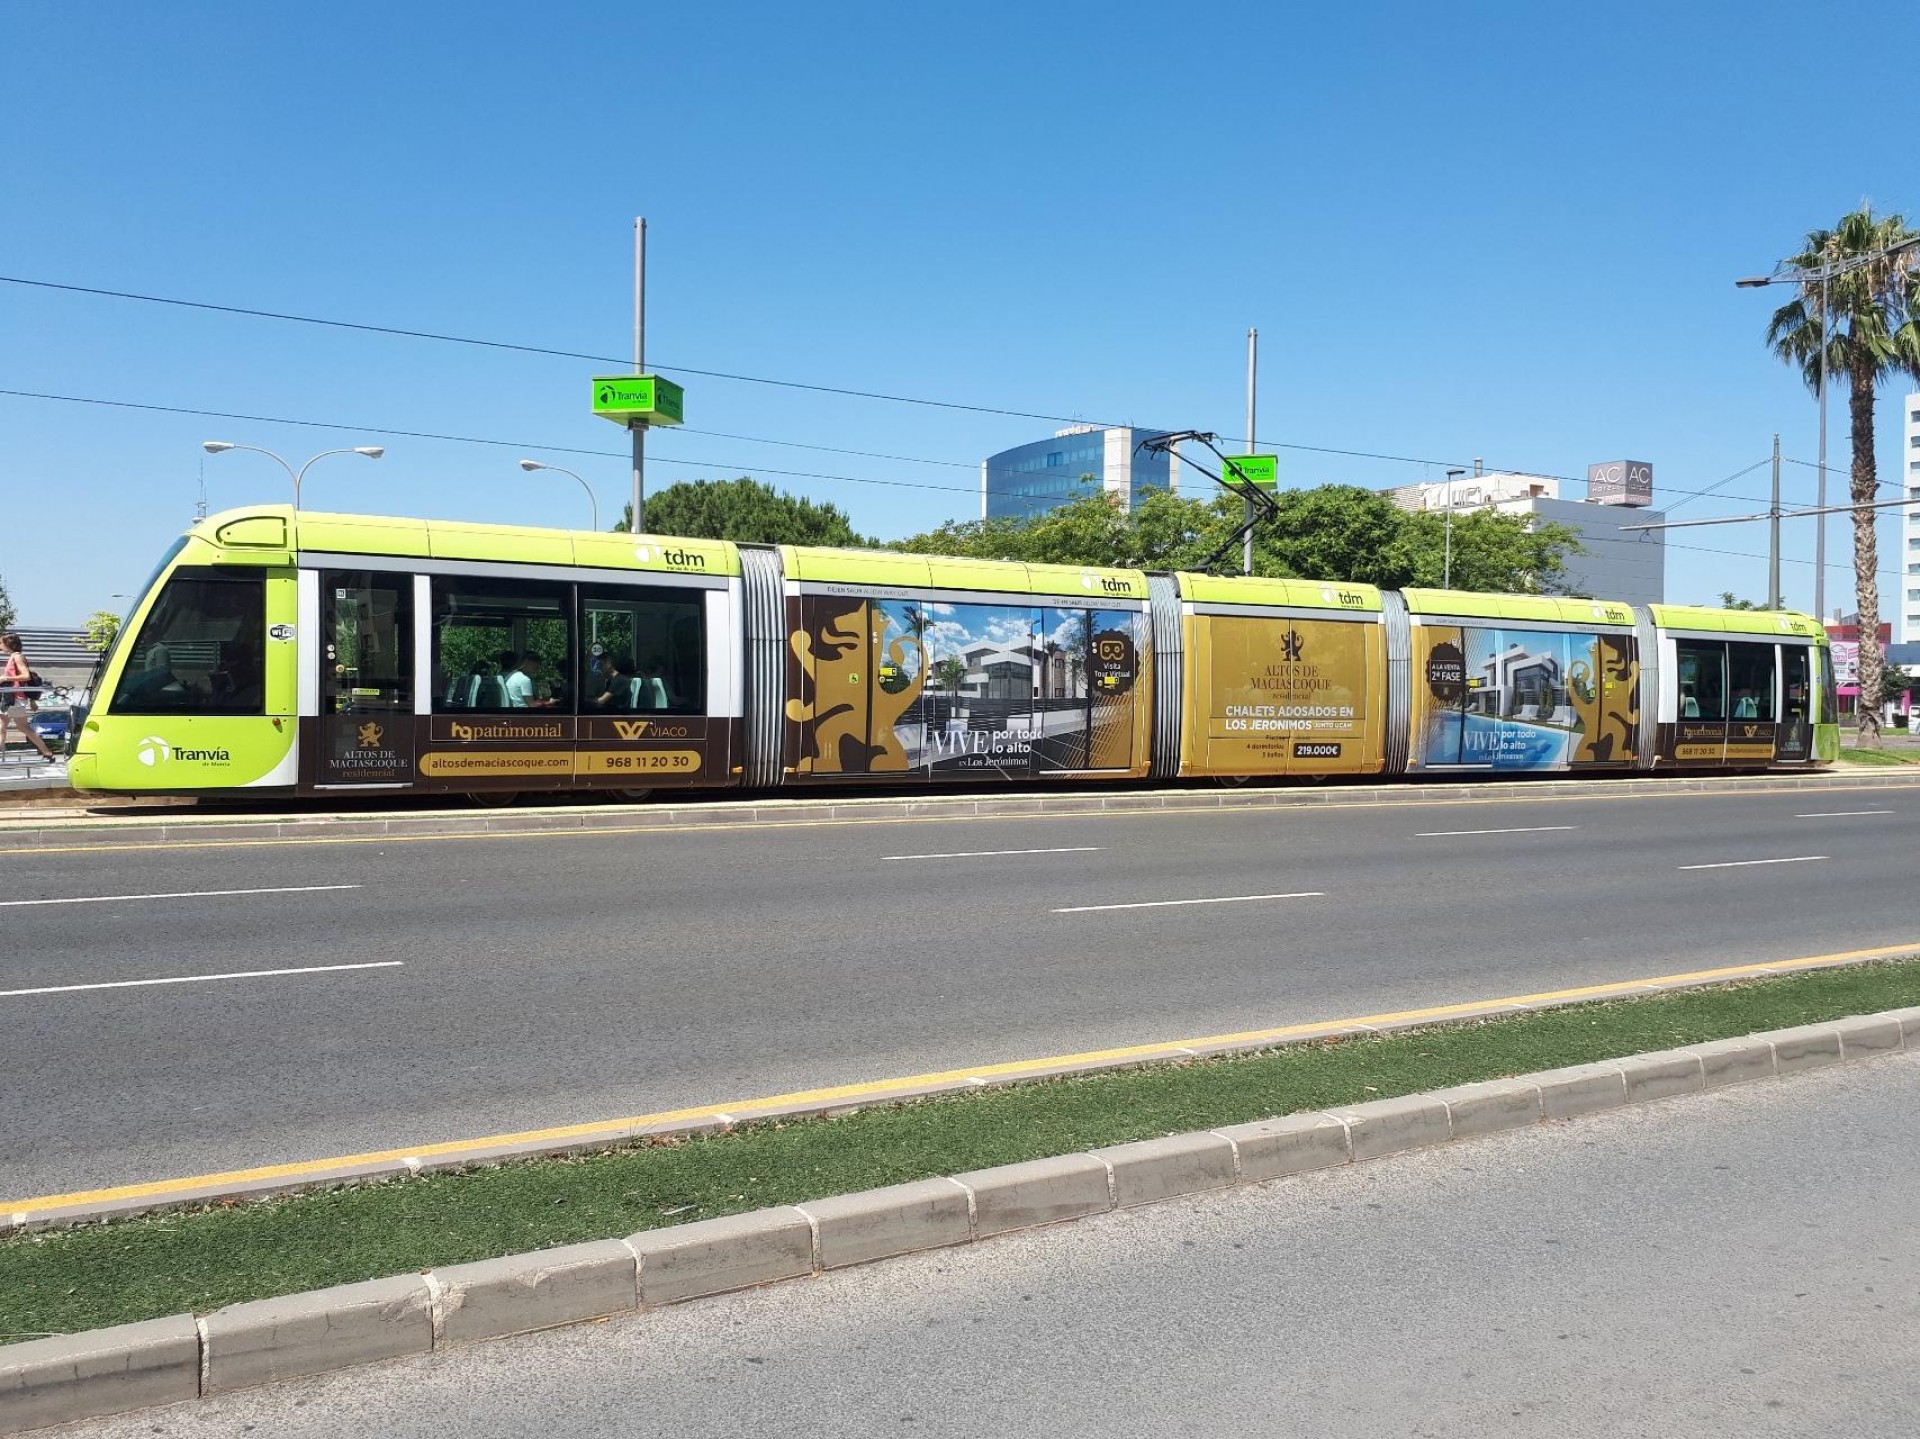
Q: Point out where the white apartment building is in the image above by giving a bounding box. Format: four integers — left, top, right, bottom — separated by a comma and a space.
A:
1386, 470, 1666, 607
1904, 390, 1920, 645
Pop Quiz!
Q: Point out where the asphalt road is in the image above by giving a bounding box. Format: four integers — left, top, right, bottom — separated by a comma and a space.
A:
2, 782, 1917, 1200
60, 1049, 1920, 1438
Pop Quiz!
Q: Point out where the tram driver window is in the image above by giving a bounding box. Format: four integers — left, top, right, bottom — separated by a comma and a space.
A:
431, 577, 573, 713
1676, 641, 1726, 721
109, 567, 266, 716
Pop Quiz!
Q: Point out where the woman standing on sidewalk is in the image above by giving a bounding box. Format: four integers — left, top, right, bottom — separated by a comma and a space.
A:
1, 632, 59, 763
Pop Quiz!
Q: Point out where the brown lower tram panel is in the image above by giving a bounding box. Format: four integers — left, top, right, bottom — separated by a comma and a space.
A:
297, 714, 744, 795
1655, 719, 1811, 767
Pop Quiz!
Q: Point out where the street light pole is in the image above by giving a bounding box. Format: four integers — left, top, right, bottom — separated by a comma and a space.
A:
202, 441, 383, 508
518, 459, 598, 531
1769, 432, 1782, 609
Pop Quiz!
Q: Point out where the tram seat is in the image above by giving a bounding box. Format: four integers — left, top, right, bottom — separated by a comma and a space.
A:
624, 676, 669, 711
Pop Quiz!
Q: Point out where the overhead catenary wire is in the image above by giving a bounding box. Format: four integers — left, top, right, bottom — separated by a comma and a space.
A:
1, 271, 1749, 497
1, 276, 1876, 514
0, 388, 991, 501
1663, 537, 1912, 587
3, 384, 1821, 524
0, 383, 1833, 526
1780, 454, 1906, 494
0, 274, 1128, 430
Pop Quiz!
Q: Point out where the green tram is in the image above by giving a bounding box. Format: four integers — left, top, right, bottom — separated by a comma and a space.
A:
71, 505, 1840, 799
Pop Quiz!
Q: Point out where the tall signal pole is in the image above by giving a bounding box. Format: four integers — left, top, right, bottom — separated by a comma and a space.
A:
631, 217, 647, 533
1244, 327, 1258, 575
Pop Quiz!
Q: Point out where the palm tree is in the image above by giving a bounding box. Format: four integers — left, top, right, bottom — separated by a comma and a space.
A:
1762, 206, 1920, 743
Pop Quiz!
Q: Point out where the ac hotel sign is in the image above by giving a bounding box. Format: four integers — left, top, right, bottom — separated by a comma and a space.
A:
1587, 460, 1653, 508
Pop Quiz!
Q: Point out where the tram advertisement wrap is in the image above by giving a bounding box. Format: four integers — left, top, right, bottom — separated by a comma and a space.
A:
1413, 626, 1638, 771
1184, 615, 1381, 774
783, 593, 1150, 778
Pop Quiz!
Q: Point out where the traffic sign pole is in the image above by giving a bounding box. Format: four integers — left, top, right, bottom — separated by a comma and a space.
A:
632, 217, 646, 534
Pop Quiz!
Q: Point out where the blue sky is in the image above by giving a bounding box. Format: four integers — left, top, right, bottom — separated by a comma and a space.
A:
4, 0, 1918, 623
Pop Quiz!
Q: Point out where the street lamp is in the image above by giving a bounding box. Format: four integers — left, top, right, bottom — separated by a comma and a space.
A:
1442, 468, 1466, 589
1735, 233, 1920, 621
518, 459, 599, 531
202, 441, 383, 509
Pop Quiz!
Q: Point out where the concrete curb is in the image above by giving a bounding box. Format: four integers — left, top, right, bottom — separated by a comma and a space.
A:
6, 1005, 1918, 1434
4, 767, 1920, 851
10, 944, 1916, 1232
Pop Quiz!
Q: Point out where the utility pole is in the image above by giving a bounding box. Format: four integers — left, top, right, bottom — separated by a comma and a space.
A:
631, 216, 647, 534
1769, 433, 1782, 609
1243, 327, 1257, 575
1443, 468, 1466, 589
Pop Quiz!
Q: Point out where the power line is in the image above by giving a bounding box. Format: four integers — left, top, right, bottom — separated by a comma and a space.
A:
3, 384, 1816, 523
0, 274, 1126, 429
2, 271, 1782, 497
1664, 536, 1911, 585
677, 427, 972, 469
1780, 454, 1905, 494
1661, 458, 1772, 515
0, 388, 998, 501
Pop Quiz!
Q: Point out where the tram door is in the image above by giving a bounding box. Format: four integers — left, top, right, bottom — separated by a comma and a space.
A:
315, 570, 417, 787
1775, 645, 1812, 762
1671, 640, 1728, 765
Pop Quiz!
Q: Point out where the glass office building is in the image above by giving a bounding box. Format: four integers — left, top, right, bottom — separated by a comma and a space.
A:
980, 425, 1176, 520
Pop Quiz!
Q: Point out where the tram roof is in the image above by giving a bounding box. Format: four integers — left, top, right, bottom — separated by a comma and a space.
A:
194, 505, 744, 578
1648, 603, 1825, 639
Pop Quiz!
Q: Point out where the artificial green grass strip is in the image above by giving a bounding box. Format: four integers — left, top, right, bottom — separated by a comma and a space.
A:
1838, 746, 1920, 766
4, 956, 1917, 1343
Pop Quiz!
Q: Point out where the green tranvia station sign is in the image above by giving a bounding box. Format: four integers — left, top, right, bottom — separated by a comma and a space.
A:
1226, 454, 1278, 490
592, 374, 686, 427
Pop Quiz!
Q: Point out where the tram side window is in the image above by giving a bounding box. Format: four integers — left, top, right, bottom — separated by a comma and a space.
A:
431, 577, 573, 713
1675, 641, 1726, 721
579, 586, 705, 714
1727, 642, 1777, 720
109, 567, 266, 715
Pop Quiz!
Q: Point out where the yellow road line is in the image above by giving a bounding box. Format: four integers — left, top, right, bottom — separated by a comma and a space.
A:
0, 780, 1913, 859
7, 938, 1915, 1219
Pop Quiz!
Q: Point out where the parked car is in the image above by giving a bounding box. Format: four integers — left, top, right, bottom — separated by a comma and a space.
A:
27, 704, 74, 756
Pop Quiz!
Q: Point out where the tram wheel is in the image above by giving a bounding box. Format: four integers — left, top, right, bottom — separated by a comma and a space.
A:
611, 788, 653, 803
461, 789, 521, 809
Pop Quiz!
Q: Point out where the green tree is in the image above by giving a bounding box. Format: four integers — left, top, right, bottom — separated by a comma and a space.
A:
1719, 591, 1761, 611
616, 477, 872, 547
79, 610, 123, 652
897, 484, 1580, 595
1385, 507, 1581, 593
1762, 205, 1920, 744
0, 578, 14, 633
898, 488, 1239, 572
